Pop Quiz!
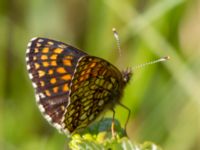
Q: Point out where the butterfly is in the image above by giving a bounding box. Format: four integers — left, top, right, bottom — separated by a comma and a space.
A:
26, 37, 132, 135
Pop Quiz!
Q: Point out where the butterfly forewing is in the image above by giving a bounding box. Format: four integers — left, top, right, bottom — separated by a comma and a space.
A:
62, 56, 124, 133
26, 37, 87, 131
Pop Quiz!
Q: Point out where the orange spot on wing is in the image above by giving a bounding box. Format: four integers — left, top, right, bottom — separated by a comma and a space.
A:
34, 48, 39, 53
48, 69, 53, 75
45, 90, 51, 96
51, 61, 57, 66
80, 74, 89, 81
83, 64, 88, 69
85, 74, 89, 79
38, 70, 45, 77
33, 56, 37, 60
56, 67, 66, 74
43, 61, 49, 67
50, 78, 57, 84
54, 48, 63, 54
40, 81, 45, 87
34, 63, 40, 69
36, 43, 41, 47
63, 59, 72, 66
42, 48, 49, 53
61, 74, 71, 81
86, 69, 91, 74
50, 54, 57, 60
81, 70, 86, 75
41, 55, 48, 60
73, 85, 78, 90
65, 56, 73, 59
90, 62, 96, 68
79, 76, 84, 81
63, 84, 69, 92
53, 87, 58, 93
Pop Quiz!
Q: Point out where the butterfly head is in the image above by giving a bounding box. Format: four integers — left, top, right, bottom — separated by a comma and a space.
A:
121, 68, 132, 84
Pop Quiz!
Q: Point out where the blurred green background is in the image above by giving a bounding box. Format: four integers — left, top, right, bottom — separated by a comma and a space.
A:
1, 0, 199, 149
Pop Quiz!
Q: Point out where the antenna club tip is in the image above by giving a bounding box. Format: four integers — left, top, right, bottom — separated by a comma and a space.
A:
112, 28, 116, 32
163, 56, 170, 60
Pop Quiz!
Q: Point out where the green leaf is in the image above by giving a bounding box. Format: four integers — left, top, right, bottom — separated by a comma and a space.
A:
67, 118, 162, 150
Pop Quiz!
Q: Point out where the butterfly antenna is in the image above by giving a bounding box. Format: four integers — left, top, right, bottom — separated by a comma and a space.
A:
112, 28, 122, 57
132, 56, 170, 71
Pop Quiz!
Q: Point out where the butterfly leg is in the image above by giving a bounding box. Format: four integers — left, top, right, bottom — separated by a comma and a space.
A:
111, 108, 116, 138
118, 102, 131, 137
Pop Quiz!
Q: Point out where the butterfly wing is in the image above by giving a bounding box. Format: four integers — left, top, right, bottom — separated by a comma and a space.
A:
26, 37, 87, 132
62, 56, 124, 133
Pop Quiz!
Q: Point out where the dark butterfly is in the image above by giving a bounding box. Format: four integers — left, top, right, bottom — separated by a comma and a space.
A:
26, 37, 132, 135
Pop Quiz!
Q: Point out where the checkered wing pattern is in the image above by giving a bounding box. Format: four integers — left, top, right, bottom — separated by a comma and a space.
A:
62, 56, 124, 133
26, 37, 87, 132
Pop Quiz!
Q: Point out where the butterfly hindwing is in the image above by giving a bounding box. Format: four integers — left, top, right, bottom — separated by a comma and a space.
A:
62, 56, 124, 133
